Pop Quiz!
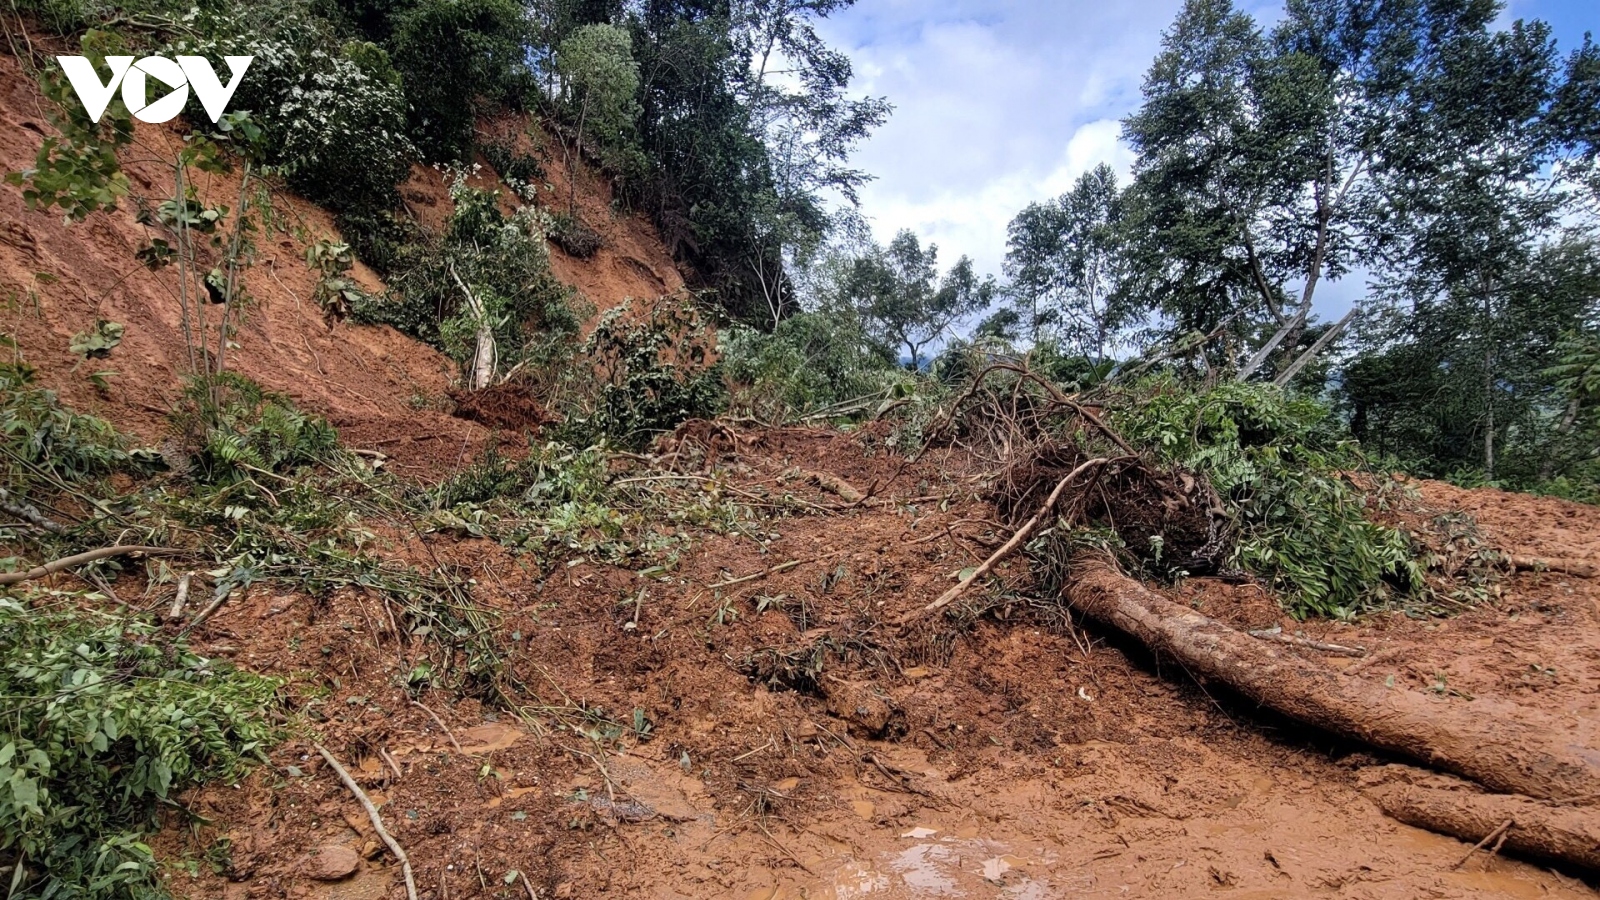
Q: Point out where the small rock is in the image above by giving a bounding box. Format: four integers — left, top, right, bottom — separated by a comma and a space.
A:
825, 681, 897, 736
307, 844, 362, 881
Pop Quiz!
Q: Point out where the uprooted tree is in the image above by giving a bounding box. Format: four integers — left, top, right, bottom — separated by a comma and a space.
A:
907, 357, 1600, 872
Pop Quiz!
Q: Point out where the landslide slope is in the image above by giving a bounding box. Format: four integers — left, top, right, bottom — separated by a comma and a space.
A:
0, 45, 683, 469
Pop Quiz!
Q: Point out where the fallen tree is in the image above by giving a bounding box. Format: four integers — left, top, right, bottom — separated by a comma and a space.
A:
1063, 556, 1600, 807
1361, 766, 1600, 871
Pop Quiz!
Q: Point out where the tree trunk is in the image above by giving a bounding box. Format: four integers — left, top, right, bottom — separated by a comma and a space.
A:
570, 93, 589, 217
1482, 283, 1497, 480
1062, 557, 1600, 804
1362, 766, 1600, 872
1273, 307, 1356, 387
1540, 398, 1582, 480
449, 262, 496, 391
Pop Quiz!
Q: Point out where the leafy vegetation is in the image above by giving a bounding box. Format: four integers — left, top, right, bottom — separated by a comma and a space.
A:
554, 299, 721, 449
358, 170, 582, 388
1110, 380, 1420, 617
5, 31, 132, 220
719, 311, 907, 421
168, 373, 340, 485
0, 596, 278, 900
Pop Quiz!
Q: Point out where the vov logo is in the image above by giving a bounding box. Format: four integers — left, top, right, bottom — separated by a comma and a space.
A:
57, 55, 252, 124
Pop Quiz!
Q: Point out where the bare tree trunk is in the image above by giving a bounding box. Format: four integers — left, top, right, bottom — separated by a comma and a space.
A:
1482, 280, 1497, 480
1273, 306, 1356, 387
1063, 557, 1600, 803
1540, 398, 1582, 480
569, 93, 589, 217
449, 261, 496, 390
1236, 315, 1300, 382
214, 163, 253, 379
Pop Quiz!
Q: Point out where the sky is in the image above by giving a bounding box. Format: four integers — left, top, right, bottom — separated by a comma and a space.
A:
818, 0, 1596, 321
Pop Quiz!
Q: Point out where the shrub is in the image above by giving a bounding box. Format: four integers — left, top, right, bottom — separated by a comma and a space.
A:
555, 299, 722, 448
719, 312, 904, 420
1110, 380, 1422, 617
0, 596, 278, 900
1, 361, 131, 488
361, 171, 581, 386
6, 33, 134, 221
168, 373, 339, 484
175, 20, 414, 220
479, 137, 545, 186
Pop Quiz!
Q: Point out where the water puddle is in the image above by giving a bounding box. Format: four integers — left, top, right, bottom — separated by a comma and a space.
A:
820, 827, 1056, 899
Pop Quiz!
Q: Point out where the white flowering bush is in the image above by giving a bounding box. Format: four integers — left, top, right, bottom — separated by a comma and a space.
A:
174, 19, 413, 216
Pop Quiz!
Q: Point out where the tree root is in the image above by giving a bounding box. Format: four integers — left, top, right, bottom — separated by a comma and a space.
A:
316, 744, 419, 900
900, 457, 1111, 625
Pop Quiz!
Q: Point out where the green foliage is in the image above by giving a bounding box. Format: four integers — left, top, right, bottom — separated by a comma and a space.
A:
1002, 163, 1136, 359
1112, 381, 1421, 617
1345, 238, 1600, 491
390, 0, 530, 160
367, 171, 581, 384
69, 319, 125, 360
179, 17, 414, 221
169, 374, 339, 485
1547, 329, 1600, 403
6, 33, 133, 220
479, 137, 545, 186
718, 311, 903, 420
0, 595, 278, 900
1, 361, 131, 490
555, 23, 642, 173
843, 230, 995, 369
620, 2, 885, 323
555, 299, 721, 448
304, 239, 366, 322
546, 211, 603, 258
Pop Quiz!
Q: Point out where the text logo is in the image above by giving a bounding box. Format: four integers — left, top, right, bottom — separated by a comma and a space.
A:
57, 55, 252, 124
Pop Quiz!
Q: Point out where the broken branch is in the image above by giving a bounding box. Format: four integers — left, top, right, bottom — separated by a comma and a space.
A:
1247, 627, 1366, 657
901, 458, 1110, 625
316, 743, 418, 900
0, 545, 184, 586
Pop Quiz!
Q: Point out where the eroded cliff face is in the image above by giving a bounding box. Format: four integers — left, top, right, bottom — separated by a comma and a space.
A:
0, 46, 685, 469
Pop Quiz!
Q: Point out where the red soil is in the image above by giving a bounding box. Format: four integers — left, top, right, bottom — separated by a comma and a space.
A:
3, 35, 1598, 900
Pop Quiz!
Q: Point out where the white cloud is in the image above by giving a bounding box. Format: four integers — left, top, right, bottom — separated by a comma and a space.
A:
819, 2, 1176, 277
814, 0, 1588, 324
854, 118, 1135, 277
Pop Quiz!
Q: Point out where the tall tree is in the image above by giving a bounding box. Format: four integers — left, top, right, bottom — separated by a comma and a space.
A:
1121, 0, 1522, 379
1003, 163, 1140, 361
556, 23, 642, 213
621, 0, 885, 325
846, 230, 994, 369
1368, 17, 1587, 477
1346, 238, 1600, 481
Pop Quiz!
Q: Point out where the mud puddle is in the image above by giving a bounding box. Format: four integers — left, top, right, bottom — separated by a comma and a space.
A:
597, 742, 1592, 900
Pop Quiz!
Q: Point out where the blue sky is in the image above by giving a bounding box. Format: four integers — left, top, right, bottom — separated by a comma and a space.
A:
818, 0, 1596, 320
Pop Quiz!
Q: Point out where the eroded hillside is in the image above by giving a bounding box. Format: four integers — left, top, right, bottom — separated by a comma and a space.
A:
3, 29, 1600, 900
0, 45, 684, 473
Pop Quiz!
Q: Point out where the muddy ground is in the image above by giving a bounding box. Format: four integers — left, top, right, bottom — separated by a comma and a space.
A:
4, 34, 1596, 897
138, 427, 1600, 900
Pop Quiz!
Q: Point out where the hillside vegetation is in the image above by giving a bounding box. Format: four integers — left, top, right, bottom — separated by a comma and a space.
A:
1, 0, 1598, 897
